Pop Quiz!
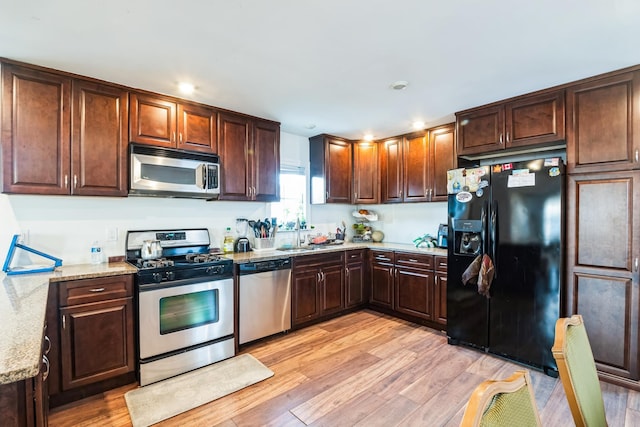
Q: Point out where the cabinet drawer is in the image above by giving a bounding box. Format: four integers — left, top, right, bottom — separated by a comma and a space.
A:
434, 256, 448, 272
370, 250, 395, 264
395, 253, 433, 270
293, 252, 344, 270
59, 275, 133, 306
345, 249, 365, 263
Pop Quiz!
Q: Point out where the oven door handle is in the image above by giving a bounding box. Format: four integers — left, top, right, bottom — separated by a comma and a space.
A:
137, 274, 233, 292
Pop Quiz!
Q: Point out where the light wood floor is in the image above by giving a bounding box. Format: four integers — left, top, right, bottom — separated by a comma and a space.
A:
49, 309, 640, 426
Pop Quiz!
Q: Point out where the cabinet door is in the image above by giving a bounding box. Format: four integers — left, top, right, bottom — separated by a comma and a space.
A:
379, 137, 403, 203
353, 141, 378, 204
566, 171, 640, 380
395, 265, 434, 321
218, 113, 252, 200
370, 251, 395, 308
253, 120, 280, 202
1, 63, 71, 195
320, 263, 345, 315
325, 138, 352, 203
429, 123, 456, 202
346, 259, 366, 308
291, 268, 320, 326
505, 90, 565, 149
59, 298, 134, 390
129, 93, 177, 147
566, 71, 640, 173
434, 271, 447, 326
456, 105, 504, 156
177, 102, 217, 153
71, 80, 128, 196
403, 132, 429, 202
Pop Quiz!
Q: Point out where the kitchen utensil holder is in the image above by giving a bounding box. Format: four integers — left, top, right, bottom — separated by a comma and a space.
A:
253, 238, 275, 251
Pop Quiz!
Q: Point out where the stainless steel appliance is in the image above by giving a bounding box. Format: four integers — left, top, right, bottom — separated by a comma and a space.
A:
238, 258, 292, 344
446, 158, 564, 376
129, 144, 220, 199
126, 228, 234, 386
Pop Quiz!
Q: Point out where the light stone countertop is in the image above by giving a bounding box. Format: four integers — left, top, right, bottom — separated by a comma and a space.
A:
0, 262, 137, 385
0, 243, 444, 385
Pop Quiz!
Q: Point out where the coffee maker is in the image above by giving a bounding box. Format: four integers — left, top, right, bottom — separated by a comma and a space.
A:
234, 218, 251, 252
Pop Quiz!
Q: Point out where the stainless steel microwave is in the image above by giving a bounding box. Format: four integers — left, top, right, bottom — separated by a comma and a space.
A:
129, 144, 220, 199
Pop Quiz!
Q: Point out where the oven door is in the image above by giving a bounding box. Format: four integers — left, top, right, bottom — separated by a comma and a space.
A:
138, 277, 233, 359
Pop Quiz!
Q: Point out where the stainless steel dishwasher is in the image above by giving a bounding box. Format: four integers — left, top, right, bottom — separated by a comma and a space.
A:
238, 258, 292, 344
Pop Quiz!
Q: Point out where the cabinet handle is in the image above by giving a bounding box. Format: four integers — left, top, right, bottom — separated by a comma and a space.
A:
321, 271, 325, 282
42, 355, 50, 382
173, 132, 176, 142
345, 267, 349, 278
389, 269, 393, 278
636, 150, 639, 163
89, 287, 105, 292
316, 272, 321, 282
44, 335, 51, 355
408, 258, 418, 263
506, 132, 510, 143
326, 191, 329, 200
62, 314, 66, 330
64, 174, 68, 187
180, 132, 183, 143
636, 258, 638, 272
73, 174, 78, 188
354, 192, 357, 199
499, 133, 504, 144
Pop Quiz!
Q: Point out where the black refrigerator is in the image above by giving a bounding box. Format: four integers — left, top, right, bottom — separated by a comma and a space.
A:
446, 157, 564, 376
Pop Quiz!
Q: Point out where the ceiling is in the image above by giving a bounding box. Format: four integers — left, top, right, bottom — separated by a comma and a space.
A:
2, 0, 640, 140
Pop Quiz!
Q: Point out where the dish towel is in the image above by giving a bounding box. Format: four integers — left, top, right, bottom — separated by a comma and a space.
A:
462, 255, 482, 286
477, 254, 495, 298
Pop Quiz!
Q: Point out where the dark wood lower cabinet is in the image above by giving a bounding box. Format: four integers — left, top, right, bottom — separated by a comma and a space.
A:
370, 250, 447, 329
292, 252, 346, 327
345, 250, 367, 308
48, 275, 135, 408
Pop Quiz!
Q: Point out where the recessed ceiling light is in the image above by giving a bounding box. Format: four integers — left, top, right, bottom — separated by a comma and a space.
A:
178, 82, 195, 95
412, 121, 425, 130
390, 80, 409, 90
363, 134, 374, 141
305, 124, 316, 129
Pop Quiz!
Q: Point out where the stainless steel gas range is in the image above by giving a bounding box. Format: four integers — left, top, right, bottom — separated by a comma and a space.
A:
126, 228, 234, 386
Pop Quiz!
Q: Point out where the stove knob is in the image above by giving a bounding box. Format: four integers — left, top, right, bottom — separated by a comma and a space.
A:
152, 272, 163, 283
206, 266, 220, 275
165, 271, 175, 281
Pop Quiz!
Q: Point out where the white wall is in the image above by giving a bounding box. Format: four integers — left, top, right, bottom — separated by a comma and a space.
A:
0, 131, 446, 267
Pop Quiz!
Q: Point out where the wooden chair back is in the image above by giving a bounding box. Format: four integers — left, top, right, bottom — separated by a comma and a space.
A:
460, 370, 542, 427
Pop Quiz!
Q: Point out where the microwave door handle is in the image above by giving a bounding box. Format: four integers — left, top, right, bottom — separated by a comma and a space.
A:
197, 164, 207, 189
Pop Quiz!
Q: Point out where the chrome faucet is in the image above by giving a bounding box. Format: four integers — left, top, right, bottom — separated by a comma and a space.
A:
295, 218, 301, 248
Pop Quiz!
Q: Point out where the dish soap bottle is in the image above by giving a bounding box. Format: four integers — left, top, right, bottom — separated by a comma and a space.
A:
223, 227, 234, 254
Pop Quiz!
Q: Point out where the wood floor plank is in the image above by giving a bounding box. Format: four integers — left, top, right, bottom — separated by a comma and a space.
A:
290, 349, 417, 424
49, 310, 638, 427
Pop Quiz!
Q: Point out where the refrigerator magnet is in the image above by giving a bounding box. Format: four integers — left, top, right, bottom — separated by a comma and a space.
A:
549, 167, 560, 177
456, 191, 473, 203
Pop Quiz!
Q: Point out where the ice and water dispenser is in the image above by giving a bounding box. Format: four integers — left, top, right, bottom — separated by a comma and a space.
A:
451, 219, 483, 256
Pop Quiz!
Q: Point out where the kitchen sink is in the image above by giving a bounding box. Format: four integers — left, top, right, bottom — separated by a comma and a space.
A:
277, 246, 328, 252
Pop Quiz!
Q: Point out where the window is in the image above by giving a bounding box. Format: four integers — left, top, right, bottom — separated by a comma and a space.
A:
270, 165, 307, 230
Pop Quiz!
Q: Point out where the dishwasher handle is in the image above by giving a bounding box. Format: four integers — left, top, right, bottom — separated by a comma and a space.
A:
238, 257, 292, 275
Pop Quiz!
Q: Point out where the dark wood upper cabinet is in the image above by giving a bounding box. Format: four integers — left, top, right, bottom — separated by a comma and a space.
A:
380, 124, 456, 203
457, 90, 565, 157
2, 63, 71, 195
429, 123, 456, 201
252, 119, 280, 202
71, 79, 128, 196
129, 93, 176, 148
309, 135, 352, 204
177, 102, 217, 153
379, 136, 404, 203
130, 92, 218, 153
566, 70, 640, 173
2, 62, 128, 197
403, 131, 430, 202
218, 113, 279, 201
353, 141, 378, 204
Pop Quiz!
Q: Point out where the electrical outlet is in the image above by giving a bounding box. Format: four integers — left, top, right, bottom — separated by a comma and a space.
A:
19, 229, 30, 245
106, 227, 118, 242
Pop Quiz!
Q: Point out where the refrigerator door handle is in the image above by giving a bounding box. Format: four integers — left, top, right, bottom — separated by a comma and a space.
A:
491, 201, 498, 278
481, 202, 487, 255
